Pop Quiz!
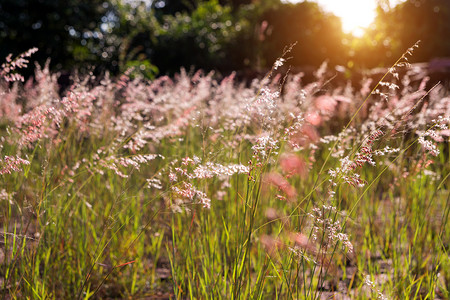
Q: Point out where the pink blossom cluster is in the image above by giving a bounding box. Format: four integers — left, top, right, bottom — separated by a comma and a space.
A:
417, 136, 440, 156
172, 183, 211, 209
327, 130, 384, 189
246, 87, 279, 122
16, 105, 59, 147
0, 48, 38, 82
192, 162, 249, 179
263, 172, 297, 200
0, 155, 30, 175
308, 205, 353, 254
279, 153, 307, 178
342, 174, 367, 188
70, 148, 163, 179
97, 153, 162, 178
251, 135, 279, 165
364, 276, 388, 300
165, 156, 250, 209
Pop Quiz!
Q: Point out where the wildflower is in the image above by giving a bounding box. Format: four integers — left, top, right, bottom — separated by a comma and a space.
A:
172, 183, 211, 209
306, 111, 322, 126
192, 162, 249, 179
343, 174, 366, 188
279, 154, 307, 177
418, 136, 439, 156
0, 155, 30, 175
263, 172, 297, 200
246, 87, 279, 121
16, 105, 52, 147
251, 135, 279, 164
0, 48, 38, 82
147, 178, 163, 189
290, 232, 316, 254
315, 95, 336, 113
273, 58, 285, 70
364, 276, 388, 300
308, 205, 353, 254
169, 172, 178, 182
260, 235, 284, 256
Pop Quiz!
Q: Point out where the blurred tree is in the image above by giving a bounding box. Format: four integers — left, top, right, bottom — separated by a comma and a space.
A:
152, 0, 249, 74
219, 0, 255, 10
150, 0, 199, 16
260, 1, 346, 68
108, 0, 160, 78
0, 0, 111, 73
0, 0, 348, 78
111, 0, 284, 75
353, 0, 450, 67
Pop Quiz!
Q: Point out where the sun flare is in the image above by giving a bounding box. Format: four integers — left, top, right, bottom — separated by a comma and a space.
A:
311, 0, 405, 37
315, 0, 377, 37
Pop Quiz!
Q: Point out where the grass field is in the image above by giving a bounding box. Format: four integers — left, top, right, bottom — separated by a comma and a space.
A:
0, 46, 449, 299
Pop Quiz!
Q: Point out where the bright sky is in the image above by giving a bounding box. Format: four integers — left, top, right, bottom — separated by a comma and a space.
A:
292, 0, 406, 37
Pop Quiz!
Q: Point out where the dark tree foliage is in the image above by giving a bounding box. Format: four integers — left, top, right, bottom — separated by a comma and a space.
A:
385, 0, 450, 60
0, 0, 448, 78
150, 0, 246, 74
0, 0, 110, 73
219, 0, 255, 10
111, 0, 259, 76
151, 0, 199, 16
260, 1, 346, 67
353, 0, 450, 68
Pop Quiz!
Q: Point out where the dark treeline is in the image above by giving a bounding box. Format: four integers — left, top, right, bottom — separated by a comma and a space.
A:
0, 0, 449, 78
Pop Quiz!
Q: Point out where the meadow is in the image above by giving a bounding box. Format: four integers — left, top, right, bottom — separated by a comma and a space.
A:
0, 44, 449, 299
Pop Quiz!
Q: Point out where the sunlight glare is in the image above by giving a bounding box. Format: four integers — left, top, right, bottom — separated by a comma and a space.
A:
309, 0, 406, 37
315, 0, 376, 37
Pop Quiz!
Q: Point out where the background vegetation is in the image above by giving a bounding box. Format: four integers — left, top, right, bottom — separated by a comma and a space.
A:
1, 0, 450, 78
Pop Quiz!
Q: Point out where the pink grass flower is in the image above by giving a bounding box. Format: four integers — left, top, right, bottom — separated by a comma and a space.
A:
263, 172, 297, 200
0, 156, 30, 175
305, 111, 322, 126
290, 232, 316, 253
279, 154, 307, 177
315, 95, 337, 113
0, 48, 38, 82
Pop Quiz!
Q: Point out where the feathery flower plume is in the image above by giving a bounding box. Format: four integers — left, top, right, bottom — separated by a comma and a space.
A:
0, 48, 38, 82
263, 172, 297, 200
279, 154, 307, 177
0, 155, 30, 175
